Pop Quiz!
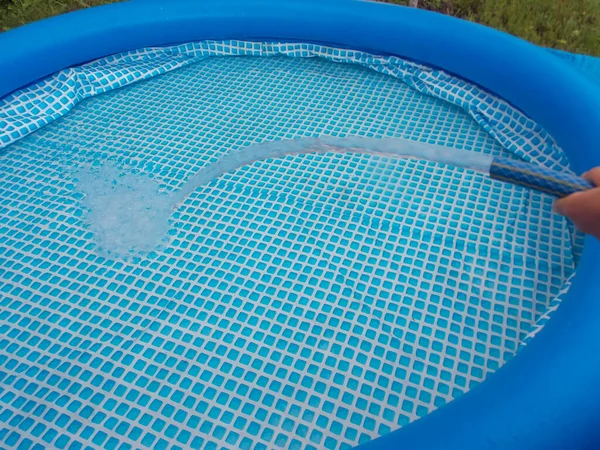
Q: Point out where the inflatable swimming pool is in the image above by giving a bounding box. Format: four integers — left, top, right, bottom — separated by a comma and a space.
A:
1, 1, 600, 449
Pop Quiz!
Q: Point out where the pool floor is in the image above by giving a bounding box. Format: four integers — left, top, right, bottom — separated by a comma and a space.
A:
0, 48, 576, 449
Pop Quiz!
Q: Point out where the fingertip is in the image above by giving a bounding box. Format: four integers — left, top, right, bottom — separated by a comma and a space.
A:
582, 167, 600, 185
553, 199, 566, 216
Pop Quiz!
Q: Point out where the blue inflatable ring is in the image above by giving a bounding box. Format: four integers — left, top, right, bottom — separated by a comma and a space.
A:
1, 1, 600, 449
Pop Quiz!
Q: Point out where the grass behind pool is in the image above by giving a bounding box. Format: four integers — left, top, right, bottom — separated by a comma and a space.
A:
389, 0, 600, 57
0, 0, 114, 31
0, 0, 599, 56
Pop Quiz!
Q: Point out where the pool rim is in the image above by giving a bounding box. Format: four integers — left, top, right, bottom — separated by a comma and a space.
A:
1, 1, 600, 449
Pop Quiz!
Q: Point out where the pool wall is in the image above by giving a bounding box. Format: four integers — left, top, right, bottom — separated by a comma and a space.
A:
1, 1, 600, 449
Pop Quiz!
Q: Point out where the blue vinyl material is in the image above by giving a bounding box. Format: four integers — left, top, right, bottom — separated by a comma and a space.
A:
490, 157, 595, 198
1, 1, 600, 450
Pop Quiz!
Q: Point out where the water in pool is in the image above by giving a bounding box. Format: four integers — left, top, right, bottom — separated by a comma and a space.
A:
0, 44, 577, 450
76, 136, 493, 259
75, 162, 174, 258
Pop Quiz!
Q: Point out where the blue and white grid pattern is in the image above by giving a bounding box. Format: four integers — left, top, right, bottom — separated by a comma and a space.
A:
0, 41, 574, 172
0, 41, 578, 449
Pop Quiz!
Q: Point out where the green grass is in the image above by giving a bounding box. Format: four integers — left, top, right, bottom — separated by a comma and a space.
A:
1, 0, 599, 56
0, 0, 114, 31
387, 0, 600, 56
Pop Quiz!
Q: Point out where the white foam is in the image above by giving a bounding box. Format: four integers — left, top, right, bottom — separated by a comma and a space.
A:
76, 162, 173, 259
77, 137, 493, 258
320, 136, 493, 173
172, 136, 492, 208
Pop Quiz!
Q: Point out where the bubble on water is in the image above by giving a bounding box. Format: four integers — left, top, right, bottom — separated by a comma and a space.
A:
76, 162, 174, 259
74, 137, 493, 260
